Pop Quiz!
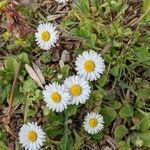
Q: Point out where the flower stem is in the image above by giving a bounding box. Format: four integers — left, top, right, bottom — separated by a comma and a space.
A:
63, 111, 68, 150
24, 94, 29, 123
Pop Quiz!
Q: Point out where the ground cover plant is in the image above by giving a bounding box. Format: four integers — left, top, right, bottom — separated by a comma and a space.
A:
0, 0, 150, 149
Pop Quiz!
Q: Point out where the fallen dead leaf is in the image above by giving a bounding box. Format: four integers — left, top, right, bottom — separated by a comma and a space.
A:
25, 64, 44, 89
32, 62, 46, 85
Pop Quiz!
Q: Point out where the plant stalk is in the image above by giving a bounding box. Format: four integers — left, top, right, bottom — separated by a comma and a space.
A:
63, 111, 68, 150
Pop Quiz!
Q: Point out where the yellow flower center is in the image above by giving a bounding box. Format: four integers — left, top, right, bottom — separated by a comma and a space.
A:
41, 31, 50, 41
84, 60, 95, 72
51, 92, 61, 103
27, 131, 37, 142
70, 84, 82, 96
89, 119, 98, 128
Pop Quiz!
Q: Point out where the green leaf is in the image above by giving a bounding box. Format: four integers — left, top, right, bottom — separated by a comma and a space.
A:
45, 126, 63, 138
134, 47, 150, 65
0, 84, 11, 102
16, 5, 33, 17
59, 134, 73, 150
100, 107, 116, 127
23, 78, 38, 93
40, 52, 52, 64
119, 104, 133, 119
4, 57, 17, 75
138, 116, 150, 131
61, 65, 70, 78
46, 113, 64, 138
43, 106, 50, 116
91, 132, 104, 141
137, 88, 150, 100
66, 136, 73, 150
31, 89, 42, 101
0, 131, 5, 140
91, 90, 103, 102
123, 28, 132, 36
103, 89, 116, 101
65, 105, 78, 117
93, 0, 103, 10
135, 99, 145, 108
0, 141, 7, 150
117, 141, 131, 150
73, 131, 84, 150
139, 130, 150, 148
0, 0, 7, 10
97, 75, 107, 87
135, 138, 144, 147
76, 0, 90, 14
17, 52, 29, 64
27, 109, 36, 117
111, 65, 120, 77
110, 101, 122, 110
131, 132, 146, 147
143, 0, 150, 16
137, 109, 150, 117
104, 54, 113, 63
13, 92, 26, 106
47, 112, 65, 126
114, 125, 128, 141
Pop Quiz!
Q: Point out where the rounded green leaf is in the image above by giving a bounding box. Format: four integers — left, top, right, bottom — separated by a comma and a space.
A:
138, 117, 150, 131
4, 57, 17, 75
139, 130, 150, 148
114, 125, 128, 141
119, 104, 133, 119
100, 107, 116, 127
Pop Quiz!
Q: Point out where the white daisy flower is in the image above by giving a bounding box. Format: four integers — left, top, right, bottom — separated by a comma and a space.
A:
19, 122, 46, 150
83, 112, 104, 135
64, 75, 91, 105
55, 0, 68, 4
42, 82, 71, 112
75, 50, 105, 81
35, 23, 59, 50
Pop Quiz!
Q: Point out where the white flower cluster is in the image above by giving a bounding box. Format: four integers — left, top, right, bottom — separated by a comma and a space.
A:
19, 22, 105, 150
39, 26, 106, 136
42, 49, 105, 110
